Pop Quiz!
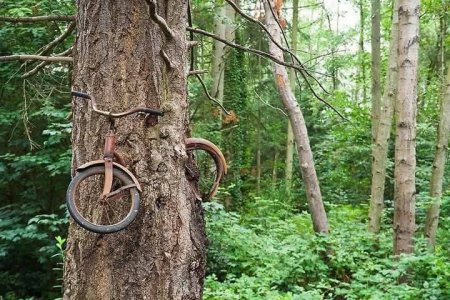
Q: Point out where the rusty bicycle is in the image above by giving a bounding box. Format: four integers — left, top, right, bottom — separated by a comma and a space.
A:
67, 91, 227, 234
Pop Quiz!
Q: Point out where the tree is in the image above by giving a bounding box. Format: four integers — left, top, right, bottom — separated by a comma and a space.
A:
368, 0, 399, 233
371, 0, 381, 139
264, 0, 329, 234
285, 0, 299, 198
393, 0, 420, 255
425, 61, 450, 248
63, 1, 206, 298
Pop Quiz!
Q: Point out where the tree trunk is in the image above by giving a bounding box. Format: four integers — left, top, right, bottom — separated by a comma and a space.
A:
264, 0, 329, 234
223, 32, 247, 207
64, 1, 206, 299
368, 0, 399, 233
211, 4, 227, 109
256, 102, 261, 194
272, 150, 279, 187
425, 62, 450, 248
371, 0, 381, 139
285, 0, 298, 198
393, 0, 419, 255
358, 0, 367, 103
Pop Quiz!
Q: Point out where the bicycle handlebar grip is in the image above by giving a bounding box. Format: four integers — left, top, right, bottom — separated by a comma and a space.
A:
143, 108, 164, 116
71, 91, 91, 99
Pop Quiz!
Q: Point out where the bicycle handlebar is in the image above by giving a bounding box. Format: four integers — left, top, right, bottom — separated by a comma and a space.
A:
71, 91, 164, 118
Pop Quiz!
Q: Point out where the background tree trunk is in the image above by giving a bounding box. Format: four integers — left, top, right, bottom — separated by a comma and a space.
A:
369, 0, 399, 233
393, 0, 420, 255
371, 0, 381, 139
64, 1, 206, 299
285, 0, 298, 198
425, 61, 450, 248
264, 0, 329, 234
358, 0, 367, 103
211, 3, 227, 112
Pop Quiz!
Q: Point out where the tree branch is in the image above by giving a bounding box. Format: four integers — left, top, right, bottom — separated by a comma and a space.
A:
22, 47, 73, 78
144, 0, 174, 39
264, 0, 348, 121
193, 74, 230, 115
37, 21, 76, 56
160, 49, 173, 69
188, 70, 208, 76
225, 0, 330, 94
0, 15, 75, 22
187, 27, 315, 74
0, 55, 73, 62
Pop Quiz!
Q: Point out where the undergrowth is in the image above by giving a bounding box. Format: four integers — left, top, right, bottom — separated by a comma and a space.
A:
203, 198, 450, 300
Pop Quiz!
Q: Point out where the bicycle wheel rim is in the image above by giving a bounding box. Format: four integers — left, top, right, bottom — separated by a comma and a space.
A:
66, 165, 140, 234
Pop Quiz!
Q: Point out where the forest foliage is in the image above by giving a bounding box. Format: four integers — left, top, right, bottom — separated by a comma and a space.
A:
0, 0, 449, 299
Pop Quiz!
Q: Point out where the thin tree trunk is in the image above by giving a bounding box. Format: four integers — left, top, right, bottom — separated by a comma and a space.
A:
257, 103, 261, 194
393, 0, 420, 255
272, 151, 279, 186
425, 62, 450, 248
358, 0, 367, 103
264, 0, 329, 234
64, 1, 206, 299
211, 2, 228, 122
371, 0, 382, 139
285, 0, 298, 198
368, 0, 399, 233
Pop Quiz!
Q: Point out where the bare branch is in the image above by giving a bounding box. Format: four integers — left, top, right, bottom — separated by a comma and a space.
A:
226, 0, 330, 92
193, 74, 230, 115
254, 91, 288, 117
264, 0, 348, 121
37, 21, 76, 56
144, 0, 174, 39
188, 69, 208, 76
187, 27, 314, 74
22, 47, 73, 78
0, 15, 75, 22
160, 50, 173, 69
0, 55, 73, 62
187, 41, 198, 49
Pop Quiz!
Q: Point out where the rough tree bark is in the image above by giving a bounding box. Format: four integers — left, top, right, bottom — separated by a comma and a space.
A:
425, 62, 450, 248
393, 0, 420, 255
285, 0, 298, 198
368, 0, 399, 233
264, 0, 329, 234
64, 1, 206, 299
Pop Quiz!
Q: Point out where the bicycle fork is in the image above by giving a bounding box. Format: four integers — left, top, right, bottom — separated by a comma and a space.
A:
102, 130, 116, 198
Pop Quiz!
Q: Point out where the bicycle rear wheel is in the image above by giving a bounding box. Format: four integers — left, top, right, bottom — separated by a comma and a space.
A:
66, 165, 140, 234
186, 138, 227, 200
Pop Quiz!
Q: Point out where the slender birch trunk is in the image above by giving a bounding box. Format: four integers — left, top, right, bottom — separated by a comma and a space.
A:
264, 0, 329, 233
425, 63, 450, 248
393, 0, 420, 255
368, 0, 399, 233
285, 0, 298, 198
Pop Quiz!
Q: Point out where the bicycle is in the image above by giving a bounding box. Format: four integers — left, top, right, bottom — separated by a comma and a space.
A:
67, 91, 227, 234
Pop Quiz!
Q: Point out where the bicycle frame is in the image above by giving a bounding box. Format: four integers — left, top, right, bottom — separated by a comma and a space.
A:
68, 91, 227, 233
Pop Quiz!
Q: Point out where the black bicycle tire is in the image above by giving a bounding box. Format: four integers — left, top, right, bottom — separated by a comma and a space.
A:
66, 165, 140, 234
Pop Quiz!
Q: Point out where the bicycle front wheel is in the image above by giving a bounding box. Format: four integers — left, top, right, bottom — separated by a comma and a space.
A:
66, 165, 140, 234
